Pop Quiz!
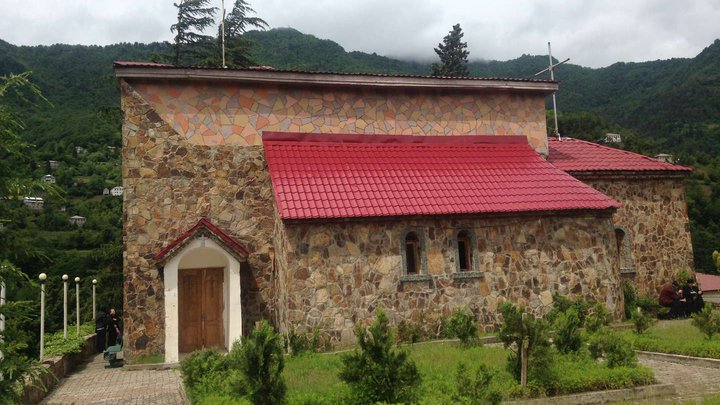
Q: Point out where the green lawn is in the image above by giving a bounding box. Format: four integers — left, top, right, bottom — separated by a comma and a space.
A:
194, 341, 654, 404
622, 319, 720, 358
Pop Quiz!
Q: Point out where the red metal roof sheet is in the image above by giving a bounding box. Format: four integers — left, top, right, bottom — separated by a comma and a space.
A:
154, 218, 250, 262
548, 138, 692, 172
697, 272, 720, 292
263, 132, 620, 220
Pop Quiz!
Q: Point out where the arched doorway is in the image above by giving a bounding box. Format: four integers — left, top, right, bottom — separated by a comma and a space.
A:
154, 219, 248, 363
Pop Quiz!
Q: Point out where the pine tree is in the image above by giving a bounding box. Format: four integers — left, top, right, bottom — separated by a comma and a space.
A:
218, 0, 269, 67
431, 24, 470, 77
170, 0, 218, 66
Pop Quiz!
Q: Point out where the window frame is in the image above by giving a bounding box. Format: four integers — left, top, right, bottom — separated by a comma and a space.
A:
400, 228, 430, 281
453, 229, 482, 279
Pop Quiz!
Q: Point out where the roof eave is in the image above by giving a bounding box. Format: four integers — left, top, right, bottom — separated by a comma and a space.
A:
114, 66, 558, 94
278, 207, 619, 223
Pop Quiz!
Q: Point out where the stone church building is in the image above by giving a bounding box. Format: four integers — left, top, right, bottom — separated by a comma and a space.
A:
115, 62, 693, 362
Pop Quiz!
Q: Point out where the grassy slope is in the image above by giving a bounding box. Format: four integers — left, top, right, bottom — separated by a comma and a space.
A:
198, 342, 653, 404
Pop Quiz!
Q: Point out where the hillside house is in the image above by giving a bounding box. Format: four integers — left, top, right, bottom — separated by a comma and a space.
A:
115, 63, 693, 362
48, 160, 60, 170
604, 133, 622, 143
103, 188, 110, 196
23, 197, 44, 211
69, 215, 86, 226
75, 146, 87, 155
111, 186, 124, 196
42, 174, 56, 184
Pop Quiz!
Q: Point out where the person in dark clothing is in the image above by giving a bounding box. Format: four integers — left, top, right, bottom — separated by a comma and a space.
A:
95, 307, 109, 353
659, 281, 685, 319
107, 308, 122, 346
683, 278, 704, 315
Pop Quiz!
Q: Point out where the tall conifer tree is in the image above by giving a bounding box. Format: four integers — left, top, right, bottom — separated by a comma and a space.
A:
218, 0, 268, 67
170, 0, 217, 65
431, 24, 470, 77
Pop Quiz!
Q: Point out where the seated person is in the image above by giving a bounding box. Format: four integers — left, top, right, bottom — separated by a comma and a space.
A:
683, 277, 704, 315
659, 281, 685, 319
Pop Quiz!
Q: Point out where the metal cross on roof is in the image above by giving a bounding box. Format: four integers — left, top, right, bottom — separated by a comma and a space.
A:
534, 42, 570, 140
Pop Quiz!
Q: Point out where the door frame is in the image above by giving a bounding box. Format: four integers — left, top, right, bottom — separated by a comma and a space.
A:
163, 237, 243, 363
178, 267, 225, 353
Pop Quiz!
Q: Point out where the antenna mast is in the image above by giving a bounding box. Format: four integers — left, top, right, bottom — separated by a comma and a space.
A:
533, 42, 569, 140
221, 0, 227, 68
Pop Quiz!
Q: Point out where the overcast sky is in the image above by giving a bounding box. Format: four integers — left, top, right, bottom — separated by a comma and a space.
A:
1, 0, 718, 68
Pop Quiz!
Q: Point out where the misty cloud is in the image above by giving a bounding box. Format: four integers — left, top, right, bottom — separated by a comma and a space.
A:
0, 0, 718, 67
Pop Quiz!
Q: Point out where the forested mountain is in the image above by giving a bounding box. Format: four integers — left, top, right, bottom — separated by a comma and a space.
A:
1, 26, 719, 313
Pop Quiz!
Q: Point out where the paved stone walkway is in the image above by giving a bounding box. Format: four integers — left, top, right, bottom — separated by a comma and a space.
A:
42, 354, 187, 405
635, 357, 720, 404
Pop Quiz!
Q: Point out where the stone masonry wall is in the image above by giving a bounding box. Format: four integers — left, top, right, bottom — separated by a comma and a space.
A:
580, 176, 694, 296
131, 81, 550, 155
277, 213, 623, 346
121, 80, 277, 358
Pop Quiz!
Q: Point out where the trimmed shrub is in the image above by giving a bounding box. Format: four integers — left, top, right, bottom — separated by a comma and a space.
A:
589, 332, 637, 368
635, 294, 661, 316
339, 309, 422, 404
692, 303, 720, 340
454, 362, 502, 405
553, 307, 583, 353
623, 281, 637, 319
631, 308, 655, 334
446, 307, 479, 345
287, 326, 321, 356
228, 321, 287, 405
396, 319, 423, 344
584, 303, 611, 334
179, 348, 229, 402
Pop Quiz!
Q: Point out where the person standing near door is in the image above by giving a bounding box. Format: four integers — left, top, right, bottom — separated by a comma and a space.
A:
107, 308, 123, 346
95, 307, 109, 352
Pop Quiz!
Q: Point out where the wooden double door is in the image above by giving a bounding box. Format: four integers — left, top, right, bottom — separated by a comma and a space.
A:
179, 268, 225, 353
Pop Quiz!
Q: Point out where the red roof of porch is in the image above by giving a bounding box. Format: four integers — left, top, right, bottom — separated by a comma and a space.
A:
153, 218, 250, 263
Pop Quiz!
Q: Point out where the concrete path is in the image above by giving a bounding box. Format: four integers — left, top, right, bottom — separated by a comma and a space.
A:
42, 354, 187, 405
636, 357, 720, 404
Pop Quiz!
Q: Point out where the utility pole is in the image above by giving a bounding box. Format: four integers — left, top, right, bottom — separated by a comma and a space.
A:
92, 279, 97, 323
221, 0, 227, 68
533, 42, 570, 140
63, 274, 68, 338
75, 277, 80, 335
39, 273, 47, 360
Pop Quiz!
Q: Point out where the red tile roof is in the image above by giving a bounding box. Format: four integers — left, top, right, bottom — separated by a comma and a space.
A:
154, 218, 249, 263
548, 138, 692, 173
263, 133, 620, 220
696, 272, 720, 292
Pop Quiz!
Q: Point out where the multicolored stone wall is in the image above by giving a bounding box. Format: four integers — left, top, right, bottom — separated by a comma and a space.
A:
580, 176, 694, 296
131, 81, 549, 155
121, 80, 277, 358
276, 213, 623, 346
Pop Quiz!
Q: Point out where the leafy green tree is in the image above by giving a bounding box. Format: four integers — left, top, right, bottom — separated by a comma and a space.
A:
552, 307, 582, 353
431, 24, 470, 77
339, 309, 422, 404
498, 302, 553, 383
227, 321, 286, 405
0, 73, 53, 404
170, 0, 218, 65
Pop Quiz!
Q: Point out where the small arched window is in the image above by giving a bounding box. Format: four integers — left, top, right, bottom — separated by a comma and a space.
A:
457, 230, 473, 272
404, 232, 420, 275
614, 226, 635, 273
